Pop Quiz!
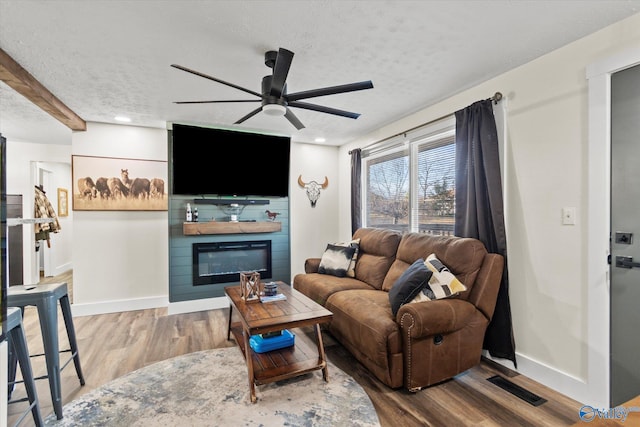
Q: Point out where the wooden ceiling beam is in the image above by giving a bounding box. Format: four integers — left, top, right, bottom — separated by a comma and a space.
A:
0, 47, 86, 131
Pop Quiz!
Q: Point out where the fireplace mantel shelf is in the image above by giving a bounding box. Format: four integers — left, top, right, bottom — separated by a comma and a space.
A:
183, 221, 281, 235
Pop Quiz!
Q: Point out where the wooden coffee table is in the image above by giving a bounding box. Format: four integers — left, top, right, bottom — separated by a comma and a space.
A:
225, 281, 333, 403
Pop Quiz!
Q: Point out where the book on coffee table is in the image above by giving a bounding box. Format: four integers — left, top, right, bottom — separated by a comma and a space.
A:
260, 293, 286, 303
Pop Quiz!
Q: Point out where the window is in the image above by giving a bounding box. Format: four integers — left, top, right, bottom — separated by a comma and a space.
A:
363, 117, 455, 235
365, 147, 410, 232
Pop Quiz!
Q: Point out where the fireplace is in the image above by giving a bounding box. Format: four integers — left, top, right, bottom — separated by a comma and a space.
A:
192, 240, 272, 286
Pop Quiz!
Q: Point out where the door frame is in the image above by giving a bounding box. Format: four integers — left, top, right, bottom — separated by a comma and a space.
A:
39, 166, 54, 278
587, 46, 640, 408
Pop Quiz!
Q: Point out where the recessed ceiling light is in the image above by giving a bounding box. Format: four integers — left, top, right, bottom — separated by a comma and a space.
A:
315, 137, 326, 143
114, 116, 131, 123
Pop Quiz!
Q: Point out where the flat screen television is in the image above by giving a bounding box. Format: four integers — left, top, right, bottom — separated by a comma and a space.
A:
171, 124, 290, 197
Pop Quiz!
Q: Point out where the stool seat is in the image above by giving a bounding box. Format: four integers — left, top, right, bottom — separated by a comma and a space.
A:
8, 282, 85, 420
7, 307, 43, 427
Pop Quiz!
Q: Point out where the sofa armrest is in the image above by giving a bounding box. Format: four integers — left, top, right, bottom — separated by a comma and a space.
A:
304, 258, 322, 273
397, 299, 476, 338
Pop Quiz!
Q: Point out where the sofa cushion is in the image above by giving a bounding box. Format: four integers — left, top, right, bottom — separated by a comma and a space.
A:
388, 259, 433, 316
410, 254, 467, 303
318, 244, 357, 277
293, 273, 373, 306
332, 238, 360, 277
353, 228, 402, 290
382, 232, 487, 295
325, 289, 403, 375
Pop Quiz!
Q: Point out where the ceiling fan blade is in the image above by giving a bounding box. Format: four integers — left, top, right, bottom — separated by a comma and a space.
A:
284, 108, 305, 130
270, 48, 294, 98
286, 80, 374, 102
171, 64, 262, 98
174, 100, 261, 104
288, 101, 361, 119
234, 106, 263, 124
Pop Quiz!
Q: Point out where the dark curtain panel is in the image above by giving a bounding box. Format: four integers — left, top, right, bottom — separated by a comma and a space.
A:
454, 99, 517, 367
1, 133, 6, 342
350, 148, 362, 235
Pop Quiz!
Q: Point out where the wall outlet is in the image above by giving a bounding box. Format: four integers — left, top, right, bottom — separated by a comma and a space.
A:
562, 207, 576, 225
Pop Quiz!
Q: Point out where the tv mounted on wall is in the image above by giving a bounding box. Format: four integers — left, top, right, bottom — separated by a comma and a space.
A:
171, 124, 290, 197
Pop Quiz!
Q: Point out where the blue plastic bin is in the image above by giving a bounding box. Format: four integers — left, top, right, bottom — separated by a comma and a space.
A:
249, 329, 295, 353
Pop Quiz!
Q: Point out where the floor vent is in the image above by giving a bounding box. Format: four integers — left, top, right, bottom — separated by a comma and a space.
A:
487, 375, 548, 406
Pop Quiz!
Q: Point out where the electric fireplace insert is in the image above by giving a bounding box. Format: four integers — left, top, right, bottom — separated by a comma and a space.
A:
192, 240, 272, 286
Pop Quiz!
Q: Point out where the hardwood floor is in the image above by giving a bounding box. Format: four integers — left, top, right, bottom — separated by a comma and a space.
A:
7, 271, 584, 426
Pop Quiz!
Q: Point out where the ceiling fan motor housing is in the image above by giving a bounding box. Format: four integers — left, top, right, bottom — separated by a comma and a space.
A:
261, 75, 286, 107
264, 50, 278, 69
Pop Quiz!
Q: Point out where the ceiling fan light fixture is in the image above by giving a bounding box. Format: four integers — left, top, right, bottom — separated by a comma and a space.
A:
172, 47, 373, 130
262, 104, 286, 116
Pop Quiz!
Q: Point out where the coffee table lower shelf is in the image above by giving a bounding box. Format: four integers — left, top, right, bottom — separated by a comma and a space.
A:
229, 323, 327, 386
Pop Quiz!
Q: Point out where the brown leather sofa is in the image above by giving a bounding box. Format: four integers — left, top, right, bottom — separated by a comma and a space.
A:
293, 227, 504, 391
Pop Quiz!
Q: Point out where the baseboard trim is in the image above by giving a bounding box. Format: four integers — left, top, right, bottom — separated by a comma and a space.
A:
53, 263, 72, 277
70, 295, 230, 317
167, 297, 229, 315
71, 296, 169, 317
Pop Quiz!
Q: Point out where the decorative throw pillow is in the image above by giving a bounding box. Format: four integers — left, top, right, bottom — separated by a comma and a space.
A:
318, 244, 357, 278
332, 238, 360, 277
388, 259, 433, 316
411, 253, 467, 303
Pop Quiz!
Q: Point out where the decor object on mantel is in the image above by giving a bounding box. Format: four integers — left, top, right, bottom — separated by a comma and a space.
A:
298, 175, 329, 207
265, 209, 280, 221
171, 47, 374, 130
222, 203, 244, 222
41, 347, 381, 427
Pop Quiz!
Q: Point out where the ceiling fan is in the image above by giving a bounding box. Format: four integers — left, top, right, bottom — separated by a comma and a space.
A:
171, 47, 374, 130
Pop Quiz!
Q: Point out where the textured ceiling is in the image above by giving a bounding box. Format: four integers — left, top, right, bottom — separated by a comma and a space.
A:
1, 0, 639, 146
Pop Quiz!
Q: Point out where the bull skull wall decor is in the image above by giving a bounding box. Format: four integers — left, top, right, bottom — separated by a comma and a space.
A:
298, 175, 329, 207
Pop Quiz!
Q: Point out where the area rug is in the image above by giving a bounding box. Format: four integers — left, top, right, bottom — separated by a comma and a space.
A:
43, 346, 380, 426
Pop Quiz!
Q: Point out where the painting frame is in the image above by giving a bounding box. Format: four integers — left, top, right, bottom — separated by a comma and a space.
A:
72, 155, 168, 211
57, 188, 69, 217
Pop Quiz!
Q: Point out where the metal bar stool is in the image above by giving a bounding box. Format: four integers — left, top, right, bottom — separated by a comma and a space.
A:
7, 306, 43, 427
8, 282, 85, 420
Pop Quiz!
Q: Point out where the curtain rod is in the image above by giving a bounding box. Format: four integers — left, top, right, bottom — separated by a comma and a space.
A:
349, 91, 503, 154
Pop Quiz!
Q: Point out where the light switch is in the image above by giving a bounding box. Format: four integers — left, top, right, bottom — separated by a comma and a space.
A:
562, 207, 576, 225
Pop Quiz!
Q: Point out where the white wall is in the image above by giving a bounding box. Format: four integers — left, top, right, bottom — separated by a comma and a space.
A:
71, 122, 168, 315
289, 141, 340, 281
337, 12, 640, 406
6, 140, 73, 285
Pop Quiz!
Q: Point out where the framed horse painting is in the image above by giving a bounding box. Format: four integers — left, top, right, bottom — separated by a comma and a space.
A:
72, 155, 168, 211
